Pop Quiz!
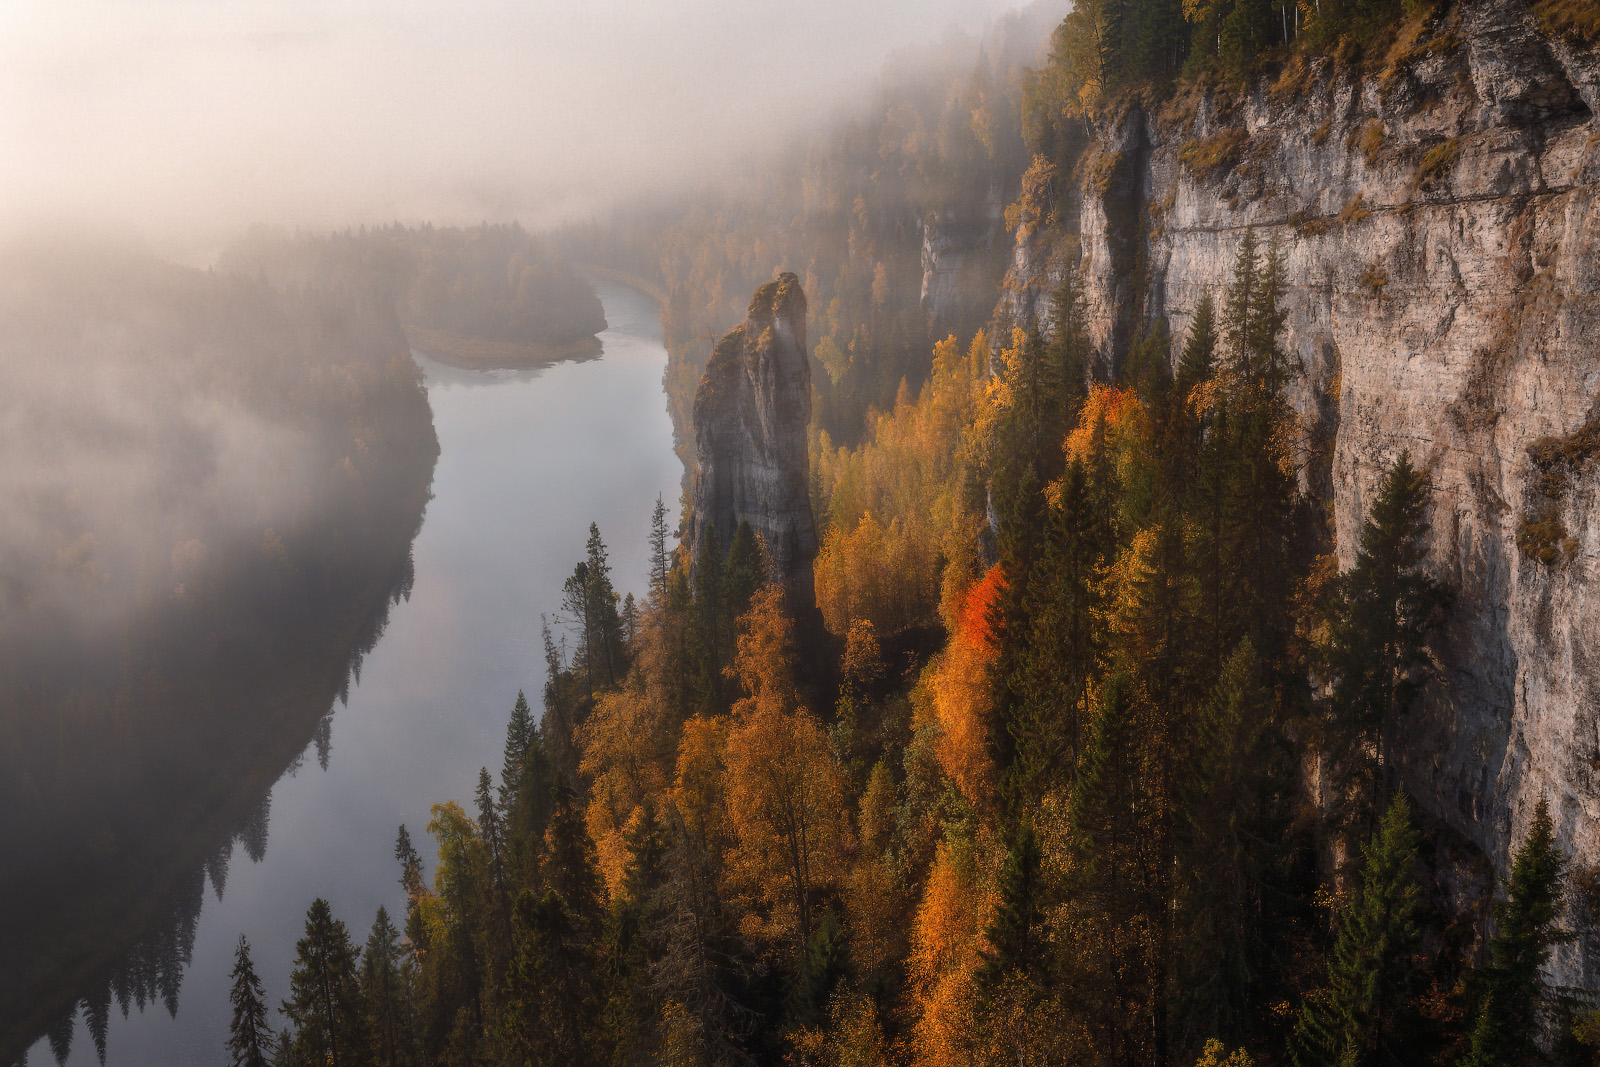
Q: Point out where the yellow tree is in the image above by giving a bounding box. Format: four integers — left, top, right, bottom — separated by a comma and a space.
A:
577, 684, 672, 897
722, 586, 849, 953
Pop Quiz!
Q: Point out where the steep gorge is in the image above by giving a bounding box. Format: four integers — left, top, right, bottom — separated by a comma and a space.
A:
999, 0, 1600, 979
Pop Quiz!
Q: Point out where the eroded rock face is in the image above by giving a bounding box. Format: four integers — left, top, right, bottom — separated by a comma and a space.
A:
689, 273, 818, 610
1009, 0, 1600, 980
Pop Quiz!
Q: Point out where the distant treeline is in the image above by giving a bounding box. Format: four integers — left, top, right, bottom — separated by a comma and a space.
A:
0, 248, 439, 1065
222, 223, 606, 351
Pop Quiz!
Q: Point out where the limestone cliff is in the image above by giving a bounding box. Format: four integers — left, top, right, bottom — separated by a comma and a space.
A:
993, 0, 1600, 980
689, 273, 819, 611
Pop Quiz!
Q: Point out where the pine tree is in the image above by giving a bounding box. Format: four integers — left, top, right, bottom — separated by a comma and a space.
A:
475, 768, 506, 888
1324, 452, 1451, 832
228, 935, 275, 1067
282, 898, 373, 1067
584, 523, 626, 686
1291, 793, 1427, 1067
1463, 797, 1572, 1067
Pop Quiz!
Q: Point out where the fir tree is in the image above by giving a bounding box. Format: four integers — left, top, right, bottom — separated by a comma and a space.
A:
360, 908, 415, 1067
281, 898, 373, 1067
1045, 261, 1091, 430
721, 519, 765, 639
1463, 797, 1572, 1067
693, 523, 725, 713
504, 890, 602, 1067
1174, 641, 1293, 1053
975, 818, 1048, 995
499, 691, 535, 816
1324, 452, 1451, 832
544, 779, 604, 936
649, 494, 671, 605
1291, 793, 1427, 1067
1177, 293, 1219, 397
228, 935, 275, 1067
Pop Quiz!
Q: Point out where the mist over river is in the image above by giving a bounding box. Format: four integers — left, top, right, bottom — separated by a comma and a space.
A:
31, 280, 682, 1067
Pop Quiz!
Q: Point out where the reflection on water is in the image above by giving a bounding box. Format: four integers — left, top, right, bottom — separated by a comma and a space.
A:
27, 280, 680, 1067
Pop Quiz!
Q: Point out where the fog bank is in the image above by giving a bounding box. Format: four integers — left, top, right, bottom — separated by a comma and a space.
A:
0, 0, 1021, 258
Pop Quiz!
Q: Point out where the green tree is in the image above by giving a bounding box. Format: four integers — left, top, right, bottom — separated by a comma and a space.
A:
1174, 641, 1294, 1053
282, 898, 373, 1067
721, 520, 765, 647
1324, 452, 1451, 831
1291, 793, 1427, 1067
1463, 797, 1572, 1067
360, 908, 416, 1067
544, 779, 605, 936
499, 691, 535, 816
1177, 293, 1219, 397
649, 494, 672, 605
228, 935, 275, 1067
504, 890, 602, 1067
975, 818, 1048, 995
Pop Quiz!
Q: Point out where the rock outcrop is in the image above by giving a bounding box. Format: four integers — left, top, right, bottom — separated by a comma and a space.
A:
689, 273, 819, 611
1005, 0, 1600, 980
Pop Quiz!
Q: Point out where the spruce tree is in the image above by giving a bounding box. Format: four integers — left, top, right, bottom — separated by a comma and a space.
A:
693, 523, 725, 712
1174, 641, 1292, 1053
1463, 797, 1572, 1067
394, 825, 429, 955
360, 908, 414, 1067
544, 779, 604, 937
499, 691, 534, 816
1177, 293, 1219, 397
583, 523, 626, 686
1291, 793, 1426, 1067
1011, 459, 1106, 798
649, 494, 671, 606
721, 519, 765, 639
1324, 452, 1451, 831
504, 890, 601, 1067
282, 898, 373, 1067
975, 819, 1048, 995
228, 935, 275, 1067
1045, 265, 1091, 441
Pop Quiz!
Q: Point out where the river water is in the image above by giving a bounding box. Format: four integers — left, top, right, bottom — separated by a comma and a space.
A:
33, 280, 682, 1067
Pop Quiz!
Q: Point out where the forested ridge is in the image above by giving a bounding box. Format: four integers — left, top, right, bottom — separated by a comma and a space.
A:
237, 2, 1600, 1067
0, 249, 439, 1066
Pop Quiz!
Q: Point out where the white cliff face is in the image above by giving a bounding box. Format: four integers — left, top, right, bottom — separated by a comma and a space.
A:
1019, 0, 1600, 977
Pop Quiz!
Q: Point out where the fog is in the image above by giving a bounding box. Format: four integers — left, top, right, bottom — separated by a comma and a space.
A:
1, 0, 1021, 259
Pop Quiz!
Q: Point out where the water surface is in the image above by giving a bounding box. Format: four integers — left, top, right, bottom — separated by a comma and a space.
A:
35, 280, 681, 1066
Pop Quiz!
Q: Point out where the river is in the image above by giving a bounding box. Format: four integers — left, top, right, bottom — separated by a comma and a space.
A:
32, 280, 683, 1067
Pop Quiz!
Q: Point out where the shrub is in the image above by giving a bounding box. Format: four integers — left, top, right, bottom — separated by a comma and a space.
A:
1179, 129, 1249, 183
1418, 138, 1460, 186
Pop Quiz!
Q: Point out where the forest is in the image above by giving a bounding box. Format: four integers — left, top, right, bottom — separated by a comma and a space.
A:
222, 224, 607, 366
229, 1, 1600, 1066
0, 247, 439, 1065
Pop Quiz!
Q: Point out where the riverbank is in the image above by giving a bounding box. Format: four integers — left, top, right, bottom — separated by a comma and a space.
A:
404, 324, 603, 371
